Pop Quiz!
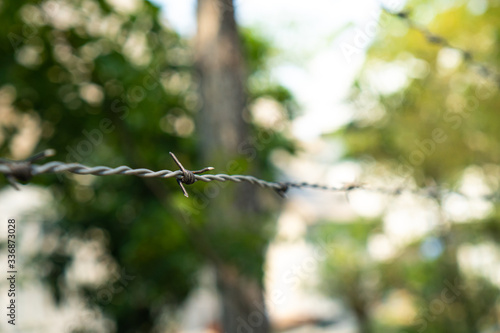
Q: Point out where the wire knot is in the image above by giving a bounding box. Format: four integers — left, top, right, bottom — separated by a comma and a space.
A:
169, 152, 214, 198
0, 149, 55, 190
275, 182, 289, 198
181, 170, 196, 185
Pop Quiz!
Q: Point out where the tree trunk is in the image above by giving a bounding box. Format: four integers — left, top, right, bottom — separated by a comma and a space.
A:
196, 0, 247, 159
195, 0, 270, 332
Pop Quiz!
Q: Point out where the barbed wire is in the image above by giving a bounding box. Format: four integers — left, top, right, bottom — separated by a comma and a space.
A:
0, 149, 291, 197
383, 8, 500, 86
1, 149, 499, 202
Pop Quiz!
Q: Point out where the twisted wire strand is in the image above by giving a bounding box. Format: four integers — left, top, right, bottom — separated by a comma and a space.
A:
1, 151, 500, 201
0, 157, 395, 196
383, 8, 500, 86
195, 174, 282, 189
31, 161, 182, 178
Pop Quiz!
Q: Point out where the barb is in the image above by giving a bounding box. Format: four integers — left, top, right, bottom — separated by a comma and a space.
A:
383, 8, 500, 86
169, 152, 214, 197
0, 149, 56, 190
1, 150, 499, 202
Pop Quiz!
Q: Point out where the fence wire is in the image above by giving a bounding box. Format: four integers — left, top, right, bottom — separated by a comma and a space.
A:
384, 8, 500, 86
1, 149, 498, 203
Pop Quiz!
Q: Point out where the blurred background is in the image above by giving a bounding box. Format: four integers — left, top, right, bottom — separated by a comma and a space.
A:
1, 0, 500, 332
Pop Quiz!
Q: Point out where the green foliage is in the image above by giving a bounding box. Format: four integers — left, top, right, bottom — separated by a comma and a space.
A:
0, 0, 295, 331
318, 1, 500, 332
341, 3, 500, 185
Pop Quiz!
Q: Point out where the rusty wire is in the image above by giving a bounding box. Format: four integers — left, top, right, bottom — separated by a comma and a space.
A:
1, 149, 499, 202
383, 8, 500, 86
